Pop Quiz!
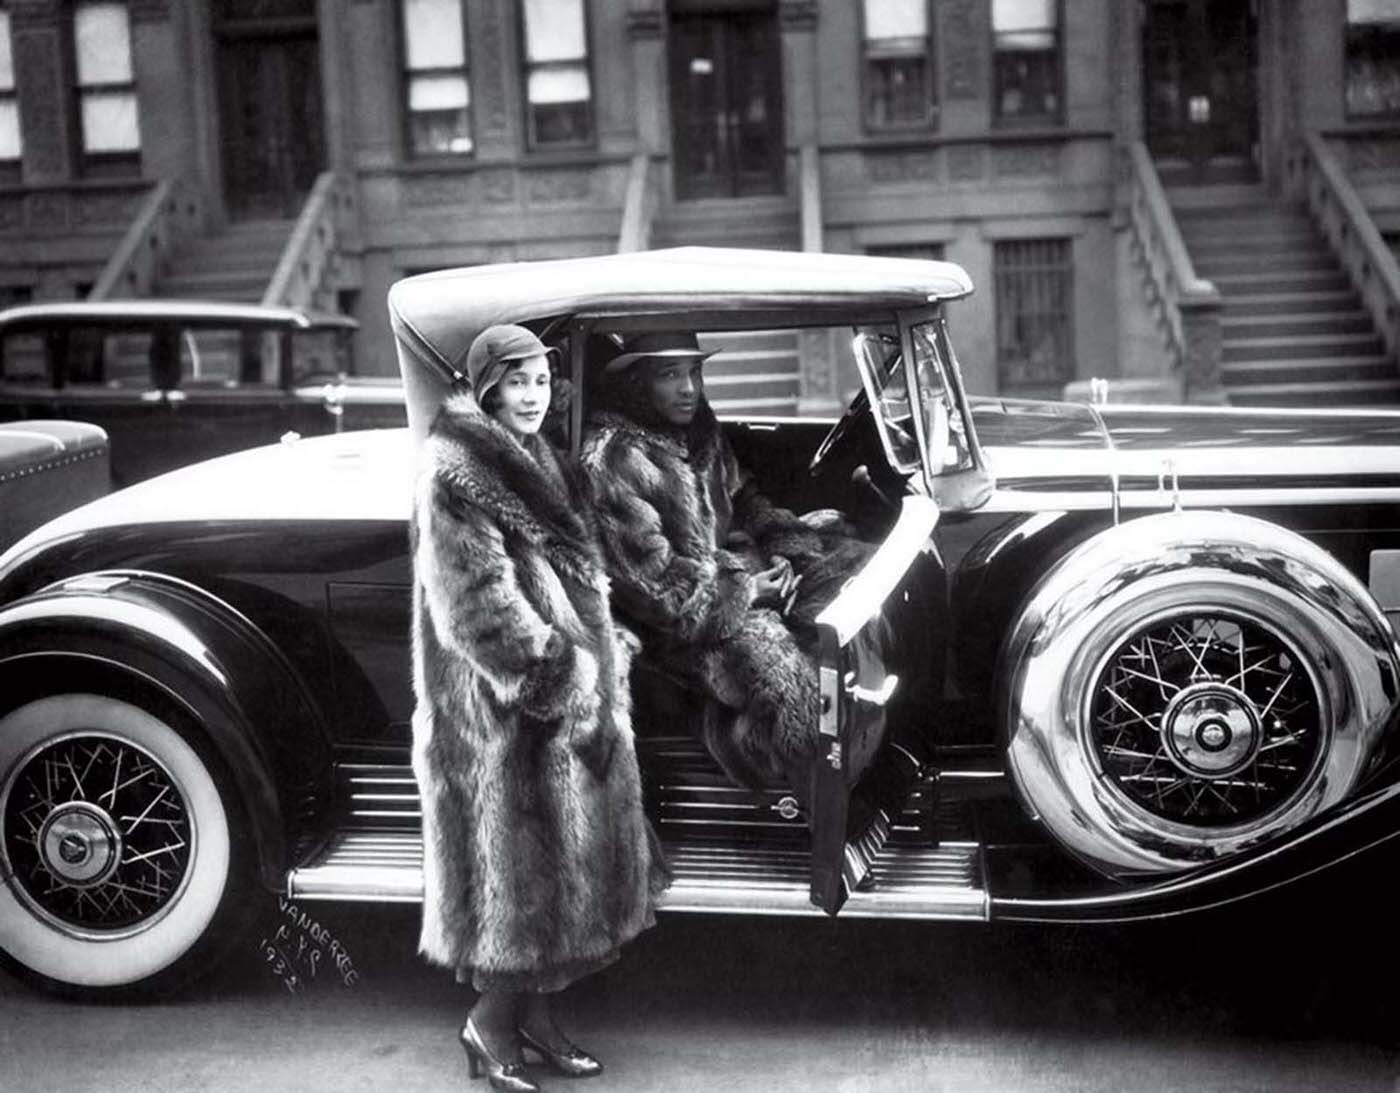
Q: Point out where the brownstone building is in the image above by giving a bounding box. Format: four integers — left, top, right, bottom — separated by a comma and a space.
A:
2, 0, 1399, 409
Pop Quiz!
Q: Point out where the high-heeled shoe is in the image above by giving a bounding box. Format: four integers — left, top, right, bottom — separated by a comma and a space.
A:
518, 1026, 604, 1079
459, 1018, 540, 1093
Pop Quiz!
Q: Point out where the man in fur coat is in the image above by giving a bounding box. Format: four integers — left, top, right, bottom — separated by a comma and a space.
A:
411, 324, 665, 1080
580, 331, 854, 794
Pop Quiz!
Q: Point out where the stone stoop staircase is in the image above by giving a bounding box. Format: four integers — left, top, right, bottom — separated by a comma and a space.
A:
156, 218, 296, 304
1173, 188, 1399, 407
698, 329, 801, 417
654, 197, 804, 415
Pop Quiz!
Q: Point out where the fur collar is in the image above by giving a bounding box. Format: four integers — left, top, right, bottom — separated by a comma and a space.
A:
584, 402, 722, 469
429, 391, 599, 570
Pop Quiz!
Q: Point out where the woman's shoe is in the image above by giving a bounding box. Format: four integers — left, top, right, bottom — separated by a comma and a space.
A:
459, 1018, 540, 1093
518, 1026, 604, 1079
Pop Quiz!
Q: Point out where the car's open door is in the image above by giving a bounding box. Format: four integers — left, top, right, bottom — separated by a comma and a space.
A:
807, 492, 939, 913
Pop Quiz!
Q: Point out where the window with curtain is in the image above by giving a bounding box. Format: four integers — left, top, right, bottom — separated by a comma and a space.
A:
0, 5, 19, 179
401, 0, 472, 156
994, 238, 1073, 394
520, 0, 592, 148
992, 0, 1061, 124
1347, 0, 1400, 118
862, 0, 936, 130
73, 1, 141, 170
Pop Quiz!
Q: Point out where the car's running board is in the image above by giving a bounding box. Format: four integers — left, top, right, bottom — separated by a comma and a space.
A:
286, 831, 988, 921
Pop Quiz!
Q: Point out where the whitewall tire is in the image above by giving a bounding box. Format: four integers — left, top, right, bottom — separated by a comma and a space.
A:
0, 694, 237, 993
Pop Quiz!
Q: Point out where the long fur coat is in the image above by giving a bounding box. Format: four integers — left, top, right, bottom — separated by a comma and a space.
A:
579, 404, 825, 789
410, 392, 664, 989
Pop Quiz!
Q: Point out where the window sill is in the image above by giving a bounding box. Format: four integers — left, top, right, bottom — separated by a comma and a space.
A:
822, 127, 1108, 156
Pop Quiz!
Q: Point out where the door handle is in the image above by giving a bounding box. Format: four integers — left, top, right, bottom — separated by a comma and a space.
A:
845, 672, 898, 708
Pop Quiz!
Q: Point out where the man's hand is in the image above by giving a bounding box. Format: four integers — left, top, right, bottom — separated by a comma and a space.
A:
752, 556, 796, 606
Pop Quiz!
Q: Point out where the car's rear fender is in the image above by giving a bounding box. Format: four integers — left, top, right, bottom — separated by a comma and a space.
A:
0, 571, 334, 891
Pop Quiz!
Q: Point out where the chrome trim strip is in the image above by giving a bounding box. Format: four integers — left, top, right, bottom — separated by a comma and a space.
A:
980, 485, 1400, 513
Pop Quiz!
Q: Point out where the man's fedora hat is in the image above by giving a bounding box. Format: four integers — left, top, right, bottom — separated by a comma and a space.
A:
603, 331, 715, 374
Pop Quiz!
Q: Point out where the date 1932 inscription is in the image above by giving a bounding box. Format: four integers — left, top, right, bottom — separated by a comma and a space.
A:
257, 897, 361, 995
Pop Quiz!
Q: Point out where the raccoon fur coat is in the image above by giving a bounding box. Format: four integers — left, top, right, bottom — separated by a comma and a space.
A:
579, 403, 826, 790
410, 392, 665, 990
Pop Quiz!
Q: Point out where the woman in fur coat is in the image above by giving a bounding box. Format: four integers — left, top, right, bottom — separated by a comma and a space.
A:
411, 324, 666, 1093
579, 331, 868, 794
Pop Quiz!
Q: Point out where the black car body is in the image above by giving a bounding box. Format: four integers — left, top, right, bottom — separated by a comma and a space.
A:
0, 301, 403, 485
1, 249, 1399, 998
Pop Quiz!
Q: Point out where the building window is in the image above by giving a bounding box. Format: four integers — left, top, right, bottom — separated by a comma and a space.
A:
861, 0, 935, 130
866, 242, 945, 261
0, 4, 19, 180
992, 0, 1061, 125
401, 0, 472, 156
73, 1, 141, 173
994, 238, 1073, 394
520, 0, 592, 149
1346, 0, 1400, 118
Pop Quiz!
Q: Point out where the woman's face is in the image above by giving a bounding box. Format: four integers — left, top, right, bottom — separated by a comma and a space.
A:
489, 354, 551, 436
645, 358, 704, 427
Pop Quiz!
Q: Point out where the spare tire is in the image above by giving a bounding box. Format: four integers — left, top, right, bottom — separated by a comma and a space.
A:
1000, 510, 1398, 876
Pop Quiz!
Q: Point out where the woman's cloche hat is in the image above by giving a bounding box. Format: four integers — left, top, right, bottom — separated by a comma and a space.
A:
464, 323, 555, 401
603, 331, 715, 375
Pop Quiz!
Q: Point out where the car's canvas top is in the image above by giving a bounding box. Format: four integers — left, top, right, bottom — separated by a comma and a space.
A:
387, 246, 974, 441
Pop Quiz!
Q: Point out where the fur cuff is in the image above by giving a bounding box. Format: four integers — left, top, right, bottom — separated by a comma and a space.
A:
707, 567, 755, 641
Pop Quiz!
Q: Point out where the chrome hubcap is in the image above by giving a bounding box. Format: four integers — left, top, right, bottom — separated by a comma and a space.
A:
1089, 613, 1322, 827
39, 801, 123, 886
1, 734, 193, 935
1163, 683, 1261, 779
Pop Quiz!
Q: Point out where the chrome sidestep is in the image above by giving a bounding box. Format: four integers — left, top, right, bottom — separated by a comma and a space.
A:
286, 829, 986, 919
287, 786, 988, 920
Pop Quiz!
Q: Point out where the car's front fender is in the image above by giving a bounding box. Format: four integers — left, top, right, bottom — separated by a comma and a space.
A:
0, 570, 334, 892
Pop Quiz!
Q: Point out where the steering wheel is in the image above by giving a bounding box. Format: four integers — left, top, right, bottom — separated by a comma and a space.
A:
808, 387, 869, 475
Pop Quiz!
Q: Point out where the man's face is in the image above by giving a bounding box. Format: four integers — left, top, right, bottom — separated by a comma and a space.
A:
646, 358, 704, 426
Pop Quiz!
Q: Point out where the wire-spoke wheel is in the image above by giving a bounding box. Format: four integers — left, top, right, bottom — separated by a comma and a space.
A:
1002, 511, 1397, 875
1088, 612, 1323, 828
0, 694, 241, 995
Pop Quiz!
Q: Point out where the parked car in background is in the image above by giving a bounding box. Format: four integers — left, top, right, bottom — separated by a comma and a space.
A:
0, 420, 109, 549
2, 249, 1400, 1002
0, 301, 404, 485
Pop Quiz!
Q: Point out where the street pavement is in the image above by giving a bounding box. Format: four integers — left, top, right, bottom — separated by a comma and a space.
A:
2, 897, 1397, 1093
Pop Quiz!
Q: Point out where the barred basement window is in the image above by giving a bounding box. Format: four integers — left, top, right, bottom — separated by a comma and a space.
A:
0, 4, 18, 183
401, 0, 473, 156
1346, 0, 1400, 118
73, 1, 141, 176
994, 238, 1074, 394
861, 0, 936, 131
520, 0, 593, 149
992, 0, 1062, 125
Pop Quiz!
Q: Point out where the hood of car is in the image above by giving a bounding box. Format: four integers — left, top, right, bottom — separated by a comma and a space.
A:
0, 429, 415, 573
974, 399, 1400, 510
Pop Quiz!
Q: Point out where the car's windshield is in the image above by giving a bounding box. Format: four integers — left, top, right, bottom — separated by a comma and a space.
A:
910, 319, 972, 473
852, 327, 921, 475
853, 316, 971, 480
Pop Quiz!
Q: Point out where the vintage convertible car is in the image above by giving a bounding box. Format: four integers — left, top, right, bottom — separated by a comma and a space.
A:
0, 301, 404, 485
2, 248, 1399, 999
